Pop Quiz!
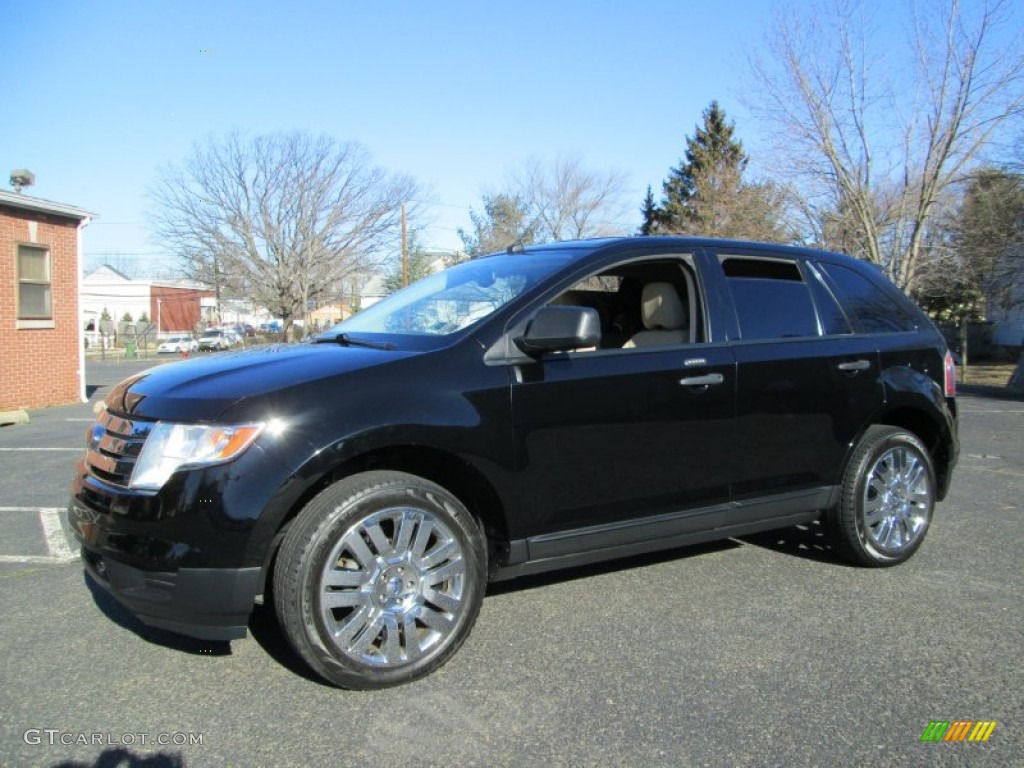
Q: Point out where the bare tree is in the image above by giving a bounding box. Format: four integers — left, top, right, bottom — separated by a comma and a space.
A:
746, 0, 1024, 290
921, 169, 1024, 317
514, 155, 631, 241
149, 131, 418, 337
460, 156, 629, 257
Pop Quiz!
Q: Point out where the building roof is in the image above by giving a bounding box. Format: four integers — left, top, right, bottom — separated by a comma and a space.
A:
84, 265, 210, 292
0, 189, 97, 221
85, 265, 133, 282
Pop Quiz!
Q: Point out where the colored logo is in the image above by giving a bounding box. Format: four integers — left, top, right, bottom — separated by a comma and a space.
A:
921, 721, 997, 742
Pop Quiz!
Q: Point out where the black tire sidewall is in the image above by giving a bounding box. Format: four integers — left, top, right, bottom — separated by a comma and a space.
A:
842, 427, 936, 566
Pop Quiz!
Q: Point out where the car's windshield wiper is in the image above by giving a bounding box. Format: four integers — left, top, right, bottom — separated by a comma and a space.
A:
314, 333, 395, 351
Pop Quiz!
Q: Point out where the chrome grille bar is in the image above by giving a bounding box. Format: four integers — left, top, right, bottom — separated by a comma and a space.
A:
85, 410, 153, 487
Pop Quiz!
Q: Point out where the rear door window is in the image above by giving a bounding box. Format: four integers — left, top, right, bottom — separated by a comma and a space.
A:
721, 257, 819, 340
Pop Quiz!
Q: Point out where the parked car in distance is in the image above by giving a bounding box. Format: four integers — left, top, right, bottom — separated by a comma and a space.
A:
156, 335, 198, 354
197, 328, 231, 351
68, 237, 959, 691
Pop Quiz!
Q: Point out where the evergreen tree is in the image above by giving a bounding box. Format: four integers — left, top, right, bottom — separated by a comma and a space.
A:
658, 101, 746, 234
384, 233, 439, 294
654, 101, 789, 241
639, 185, 658, 235
458, 194, 536, 256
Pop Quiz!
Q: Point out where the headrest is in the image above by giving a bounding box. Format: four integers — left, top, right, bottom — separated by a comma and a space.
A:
641, 282, 685, 330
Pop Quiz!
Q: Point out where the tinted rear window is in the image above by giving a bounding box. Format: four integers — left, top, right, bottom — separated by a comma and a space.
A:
722, 257, 819, 340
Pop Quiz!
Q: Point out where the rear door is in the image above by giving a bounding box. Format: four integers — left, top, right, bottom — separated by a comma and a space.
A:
710, 250, 882, 515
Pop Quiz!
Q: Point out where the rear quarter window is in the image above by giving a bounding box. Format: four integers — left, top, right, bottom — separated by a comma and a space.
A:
819, 262, 917, 333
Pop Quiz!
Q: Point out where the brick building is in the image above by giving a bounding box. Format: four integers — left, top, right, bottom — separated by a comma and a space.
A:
0, 190, 96, 411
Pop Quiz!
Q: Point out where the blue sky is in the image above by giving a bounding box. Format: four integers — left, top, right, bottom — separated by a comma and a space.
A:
0, 0, 943, 274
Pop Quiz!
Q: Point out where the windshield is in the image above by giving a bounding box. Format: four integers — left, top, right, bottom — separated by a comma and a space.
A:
330, 251, 576, 338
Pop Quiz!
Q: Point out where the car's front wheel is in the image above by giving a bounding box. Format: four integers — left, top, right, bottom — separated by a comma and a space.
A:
828, 425, 936, 566
273, 470, 486, 689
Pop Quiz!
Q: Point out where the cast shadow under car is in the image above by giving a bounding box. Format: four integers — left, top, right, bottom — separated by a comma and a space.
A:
735, 519, 852, 566
484, 519, 849, 599
483, 538, 740, 597
83, 572, 337, 687
52, 748, 185, 768
84, 574, 232, 657
84, 521, 846, 681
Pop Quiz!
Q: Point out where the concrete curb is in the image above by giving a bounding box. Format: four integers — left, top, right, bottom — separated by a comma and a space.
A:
0, 409, 30, 427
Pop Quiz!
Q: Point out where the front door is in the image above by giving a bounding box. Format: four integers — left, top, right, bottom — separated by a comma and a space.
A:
505, 256, 737, 557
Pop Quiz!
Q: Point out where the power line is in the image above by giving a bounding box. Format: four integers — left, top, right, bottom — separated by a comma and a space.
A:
85, 251, 172, 257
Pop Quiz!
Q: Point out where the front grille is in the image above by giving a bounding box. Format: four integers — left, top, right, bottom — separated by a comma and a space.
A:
85, 409, 153, 487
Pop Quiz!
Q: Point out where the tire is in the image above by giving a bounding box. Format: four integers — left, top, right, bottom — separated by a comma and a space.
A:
273, 470, 486, 689
828, 425, 936, 567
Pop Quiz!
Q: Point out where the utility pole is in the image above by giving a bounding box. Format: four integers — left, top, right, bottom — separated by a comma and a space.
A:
401, 202, 408, 288
212, 251, 222, 325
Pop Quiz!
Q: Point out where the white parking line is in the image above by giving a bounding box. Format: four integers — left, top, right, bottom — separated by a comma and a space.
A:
959, 409, 1024, 414
0, 448, 81, 452
40, 508, 77, 561
0, 506, 78, 565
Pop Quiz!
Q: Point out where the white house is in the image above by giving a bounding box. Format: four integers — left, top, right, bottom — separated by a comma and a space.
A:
81, 265, 151, 330
81, 266, 214, 341
988, 282, 1024, 347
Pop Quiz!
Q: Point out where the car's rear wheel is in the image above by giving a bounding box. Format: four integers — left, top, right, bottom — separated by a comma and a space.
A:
273, 470, 485, 689
828, 425, 935, 566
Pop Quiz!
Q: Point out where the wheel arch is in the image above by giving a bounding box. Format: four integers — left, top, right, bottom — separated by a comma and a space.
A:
872, 405, 955, 501
259, 444, 511, 595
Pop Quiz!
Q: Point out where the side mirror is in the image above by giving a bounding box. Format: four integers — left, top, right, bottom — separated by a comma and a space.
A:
514, 305, 601, 356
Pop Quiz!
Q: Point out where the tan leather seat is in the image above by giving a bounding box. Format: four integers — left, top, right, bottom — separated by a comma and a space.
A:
623, 282, 688, 348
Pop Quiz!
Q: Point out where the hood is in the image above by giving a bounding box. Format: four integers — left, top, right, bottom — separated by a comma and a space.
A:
105, 343, 415, 422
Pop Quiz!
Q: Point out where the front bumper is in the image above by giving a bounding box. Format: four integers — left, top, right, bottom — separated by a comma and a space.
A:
69, 502, 260, 641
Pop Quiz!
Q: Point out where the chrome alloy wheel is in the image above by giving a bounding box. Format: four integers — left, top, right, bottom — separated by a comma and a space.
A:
317, 506, 467, 668
861, 446, 932, 553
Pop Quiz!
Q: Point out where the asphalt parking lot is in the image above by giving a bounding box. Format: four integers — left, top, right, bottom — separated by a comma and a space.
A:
1, 359, 1021, 767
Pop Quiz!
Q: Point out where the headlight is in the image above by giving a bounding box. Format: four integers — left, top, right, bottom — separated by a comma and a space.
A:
130, 422, 265, 490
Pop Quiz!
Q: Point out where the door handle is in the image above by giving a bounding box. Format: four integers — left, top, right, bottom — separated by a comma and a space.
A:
679, 373, 724, 387
837, 360, 871, 372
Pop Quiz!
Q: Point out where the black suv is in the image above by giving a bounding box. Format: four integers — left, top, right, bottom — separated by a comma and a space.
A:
67, 237, 958, 689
